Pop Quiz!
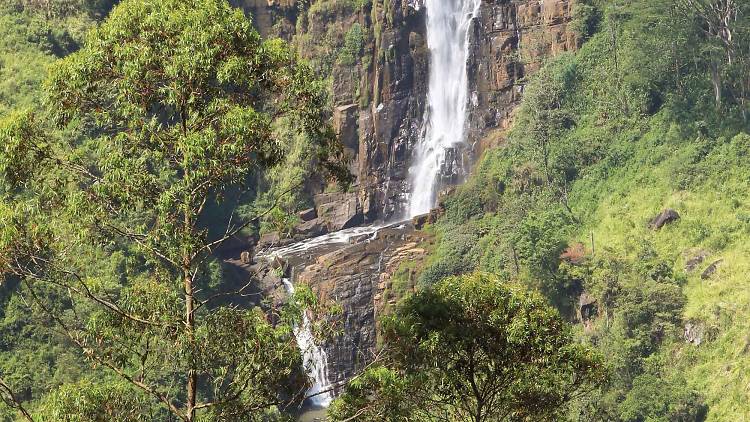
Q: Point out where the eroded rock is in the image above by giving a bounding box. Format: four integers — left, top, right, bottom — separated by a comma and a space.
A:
648, 209, 680, 230
684, 321, 706, 345
411, 207, 444, 230
298, 208, 317, 222
685, 250, 709, 272
314, 192, 364, 231
701, 259, 723, 280
294, 218, 328, 238
578, 293, 598, 329
294, 225, 431, 394
258, 231, 281, 249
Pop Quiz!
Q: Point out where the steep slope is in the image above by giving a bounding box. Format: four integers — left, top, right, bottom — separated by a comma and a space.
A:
416, 0, 750, 419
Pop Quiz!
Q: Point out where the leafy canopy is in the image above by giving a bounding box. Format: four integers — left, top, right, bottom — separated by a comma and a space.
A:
0, 0, 349, 420
330, 273, 606, 422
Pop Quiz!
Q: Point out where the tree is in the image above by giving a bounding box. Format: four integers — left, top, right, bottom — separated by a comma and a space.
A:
676, 0, 740, 64
675, 0, 750, 109
329, 273, 606, 422
0, 0, 349, 420
0, 377, 33, 422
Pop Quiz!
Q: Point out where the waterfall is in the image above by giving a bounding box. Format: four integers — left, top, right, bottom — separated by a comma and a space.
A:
407, 0, 481, 217
281, 278, 334, 408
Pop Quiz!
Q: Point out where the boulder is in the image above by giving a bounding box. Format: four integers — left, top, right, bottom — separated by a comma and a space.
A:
411, 213, 429, 230
701, 259, 723, 280
411, 208, 444, 230
298, 208, 317, 222
294, 218, 328, 238
314, 192, 363, 231
577, 293, 598, 325
684, 321, 705, 345
685, 250, 708, 272
271, 256, 288, 274
333, 104, 360, 151
648, 208, 680, 230
257, 231, 280, 249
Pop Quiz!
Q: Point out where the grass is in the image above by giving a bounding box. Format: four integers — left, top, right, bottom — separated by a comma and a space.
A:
565, 120, 750, 419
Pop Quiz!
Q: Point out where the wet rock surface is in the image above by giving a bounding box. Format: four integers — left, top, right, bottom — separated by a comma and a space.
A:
239, 0, 575, 221
294, 225, 431, 393
231, 0, 579, 401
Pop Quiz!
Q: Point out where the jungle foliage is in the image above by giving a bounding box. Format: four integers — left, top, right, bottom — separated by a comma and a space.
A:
330, 273, 606, 422
0, 0, 347, 420
414, 0, 749, 420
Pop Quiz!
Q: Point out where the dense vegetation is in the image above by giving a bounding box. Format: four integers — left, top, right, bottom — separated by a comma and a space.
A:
0, 0, 347, 420
0, 2, 113, 420
330, 273, 605, 422
1, 0, 749, 420
414, 0, 750, 420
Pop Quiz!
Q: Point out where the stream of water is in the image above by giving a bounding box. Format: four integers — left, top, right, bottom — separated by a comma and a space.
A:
407, 0, 481, 217
263, 0, 481, 417
259, 225, 384, 261
281, 278, 334, 408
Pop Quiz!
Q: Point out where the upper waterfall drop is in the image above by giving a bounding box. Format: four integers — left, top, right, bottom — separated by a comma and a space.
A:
407, 0, 481, 218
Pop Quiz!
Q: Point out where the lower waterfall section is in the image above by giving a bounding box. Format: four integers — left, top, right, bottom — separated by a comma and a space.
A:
282, 278, 334, 408
407, 0, 481, 217
252, 221, 431, 417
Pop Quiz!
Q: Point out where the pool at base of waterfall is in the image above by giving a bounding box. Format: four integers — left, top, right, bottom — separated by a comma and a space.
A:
297, 408, 328, 422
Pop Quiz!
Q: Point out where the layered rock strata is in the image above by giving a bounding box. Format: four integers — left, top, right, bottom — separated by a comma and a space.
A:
295, 226, 431, 392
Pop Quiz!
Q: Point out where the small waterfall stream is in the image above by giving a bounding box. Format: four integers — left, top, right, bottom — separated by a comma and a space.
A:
281, 278, 334, 408
407, 0, 481, 217
258, 225, 386, 412
259, 0, 481, 415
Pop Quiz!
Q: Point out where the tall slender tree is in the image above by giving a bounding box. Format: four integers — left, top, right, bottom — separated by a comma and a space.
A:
675, 0, 750, 108
0, 0, 349, 420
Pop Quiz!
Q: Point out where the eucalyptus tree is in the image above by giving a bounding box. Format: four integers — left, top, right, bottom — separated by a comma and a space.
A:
0, 0, 348, 420
675, 0, 750, 110
330, 273, 606, 422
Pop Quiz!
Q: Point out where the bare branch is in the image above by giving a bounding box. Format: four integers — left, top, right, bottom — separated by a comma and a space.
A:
0, 378, 34, 422
191, 182, 302, 262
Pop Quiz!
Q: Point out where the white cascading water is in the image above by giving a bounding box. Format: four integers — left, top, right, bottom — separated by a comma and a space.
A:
281, 278, 333, 408
407, 0, 481, 217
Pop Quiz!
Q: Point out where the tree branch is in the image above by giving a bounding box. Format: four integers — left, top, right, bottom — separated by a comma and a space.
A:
0, 378, 34, 422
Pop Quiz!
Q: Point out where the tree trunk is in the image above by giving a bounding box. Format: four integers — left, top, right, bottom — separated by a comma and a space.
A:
185, 260, 196, 421
184, 209, 197, 421
741, 68, 749, 123
710, 61, 722, 107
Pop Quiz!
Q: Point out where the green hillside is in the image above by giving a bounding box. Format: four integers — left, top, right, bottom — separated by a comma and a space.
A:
0, 0, 749, 420
417, 0, 750, 420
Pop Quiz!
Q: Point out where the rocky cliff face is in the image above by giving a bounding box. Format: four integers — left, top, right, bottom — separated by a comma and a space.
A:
467, 0, 578, 150
354, 0, 428, 220
289, 0, 575, 221
295, 226, 431, 393
239, 0, 578, 395
239, 0, 576, 221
